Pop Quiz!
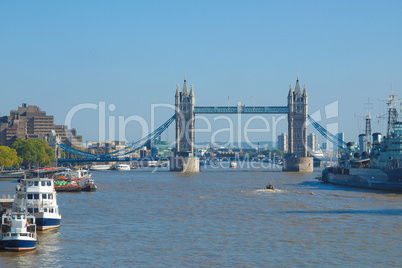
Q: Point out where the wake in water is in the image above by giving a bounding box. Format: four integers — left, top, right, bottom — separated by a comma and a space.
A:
254, 189, 285, 193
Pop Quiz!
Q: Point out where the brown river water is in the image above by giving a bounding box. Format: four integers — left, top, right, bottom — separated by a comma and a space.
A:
0, 163, 401, 267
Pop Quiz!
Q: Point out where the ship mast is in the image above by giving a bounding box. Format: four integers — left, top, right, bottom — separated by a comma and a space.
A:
385, 93, 399, 137
364, 99, 372, 152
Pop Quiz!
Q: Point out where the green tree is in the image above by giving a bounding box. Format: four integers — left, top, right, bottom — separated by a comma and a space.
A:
0, 146, 22, 170
11, 138, 55, 168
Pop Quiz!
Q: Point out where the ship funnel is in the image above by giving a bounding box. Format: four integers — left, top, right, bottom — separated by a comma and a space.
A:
358, 134, 366, 155
372, 132, 382, 144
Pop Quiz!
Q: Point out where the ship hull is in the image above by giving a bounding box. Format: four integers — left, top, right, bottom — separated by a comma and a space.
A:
35, 217, 61, 230
322, 167, 402, 192
1, 239, 37, 251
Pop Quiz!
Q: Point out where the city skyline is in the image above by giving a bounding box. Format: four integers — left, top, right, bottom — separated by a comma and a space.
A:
1, 1, 401, 145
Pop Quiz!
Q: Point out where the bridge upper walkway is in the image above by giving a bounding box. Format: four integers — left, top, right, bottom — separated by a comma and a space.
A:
194, 106, 289, 114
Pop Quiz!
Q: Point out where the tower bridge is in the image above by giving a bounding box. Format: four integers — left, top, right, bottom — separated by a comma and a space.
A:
170, 75, 313, 172
56, 75, 346, 171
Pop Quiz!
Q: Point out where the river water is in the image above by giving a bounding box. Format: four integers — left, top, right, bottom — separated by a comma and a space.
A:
0, 163, 401, 267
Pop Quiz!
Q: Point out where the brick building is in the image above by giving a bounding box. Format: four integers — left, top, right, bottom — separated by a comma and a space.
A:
0, 103, 82, 147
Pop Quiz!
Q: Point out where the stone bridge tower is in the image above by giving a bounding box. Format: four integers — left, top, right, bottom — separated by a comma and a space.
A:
170, 75, 200, 172
283, 76, 313, 172
175, 75, 195, 156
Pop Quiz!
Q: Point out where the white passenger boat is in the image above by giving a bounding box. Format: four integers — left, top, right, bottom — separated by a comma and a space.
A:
1, 212, 37, 251
148, 161, 157, 167
13, 177, 61, 230
230, 161, 237, 168
90, 164, 111, 171
115, 164, 130, 171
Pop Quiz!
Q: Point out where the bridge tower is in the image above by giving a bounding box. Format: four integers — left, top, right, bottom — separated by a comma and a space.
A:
170, 75, 200, 172
283, 76, 313, 172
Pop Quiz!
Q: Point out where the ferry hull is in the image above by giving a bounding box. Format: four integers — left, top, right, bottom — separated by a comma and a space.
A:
2, 239, 37, 251
322, 168, 402, 192
35, 217, 61, 230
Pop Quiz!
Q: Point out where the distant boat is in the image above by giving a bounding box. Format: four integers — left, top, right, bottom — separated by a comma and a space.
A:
313, 151, 324, 158
230, 161, 237, 168
148, 161, 157, 167
54, 168, 91, 182
90, 164, 111, 171
81, 178, 97, 192
1, 212, 37, 251
0, 170, 25, 181
114, 164, 130, 171
54, 181, 81, 192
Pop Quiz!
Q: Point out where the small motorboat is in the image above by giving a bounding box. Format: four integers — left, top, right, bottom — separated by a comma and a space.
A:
1, 212, 37, 251
81, 178, 97, 192
265, 183, 275, 190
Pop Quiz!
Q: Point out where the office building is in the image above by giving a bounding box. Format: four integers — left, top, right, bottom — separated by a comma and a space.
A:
0, 103, 82, 147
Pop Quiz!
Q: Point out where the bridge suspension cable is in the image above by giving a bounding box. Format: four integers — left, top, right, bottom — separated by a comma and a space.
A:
57, 115, 175, 158
308, 115, 347, 149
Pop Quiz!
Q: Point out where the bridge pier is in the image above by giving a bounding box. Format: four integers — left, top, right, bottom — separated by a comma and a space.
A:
283, 157, 313, 172
170, 156, 200, 172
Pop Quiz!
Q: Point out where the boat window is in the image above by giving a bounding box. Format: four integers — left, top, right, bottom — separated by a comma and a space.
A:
41, 181, 46, 186
28, 208, 33, 213
44, 208, 48, 212
34, 194, 39, 199
34, 181, 39, 186
28, 181, 33, 186
42, 194, 47, 199
12, 215, 16, 219
47, 181, 52, 186
49, 194, 53, 199
27, 194, 33, 199
34, 208, 38, 213
50, 208, 54, 213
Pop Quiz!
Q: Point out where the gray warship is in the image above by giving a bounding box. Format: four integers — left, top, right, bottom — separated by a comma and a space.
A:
321, 93, 402, 191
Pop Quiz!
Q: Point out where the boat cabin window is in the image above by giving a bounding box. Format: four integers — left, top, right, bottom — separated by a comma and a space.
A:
41, 181, 46, 186
28, 181, 33, 186
27, 194, 33, 199
44, 208, 48, 212
34, 208, 38, 213
49, 194, 53, 199
34, 194, 39, 199
49, 208, 54, 213
47, 181, 52, 186
28, 208, 33, 213
34, 181, 39, 186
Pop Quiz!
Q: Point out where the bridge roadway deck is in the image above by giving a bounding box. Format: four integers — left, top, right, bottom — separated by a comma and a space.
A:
194, 106, 289, 114
57, 156, 285, 163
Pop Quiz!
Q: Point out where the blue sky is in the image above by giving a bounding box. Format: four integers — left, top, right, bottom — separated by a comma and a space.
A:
1, 1, 401, 146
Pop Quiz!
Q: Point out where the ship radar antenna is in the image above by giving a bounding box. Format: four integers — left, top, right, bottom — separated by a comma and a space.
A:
378, 87, 402, 137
